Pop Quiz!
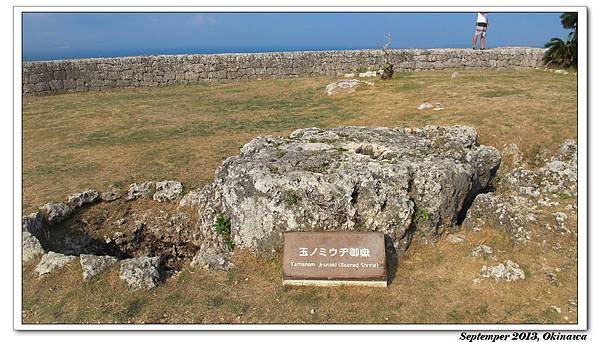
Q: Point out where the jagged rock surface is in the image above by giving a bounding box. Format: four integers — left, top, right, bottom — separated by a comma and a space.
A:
153, 181, 183, 202
194, 125, 500, 256
67, 189, 100, 207
39, 202, 73, 225
126, 182, 154, 200
101, 185, 122, 202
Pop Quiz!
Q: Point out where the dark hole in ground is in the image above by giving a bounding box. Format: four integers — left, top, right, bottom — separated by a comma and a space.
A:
36, 199, 200, 273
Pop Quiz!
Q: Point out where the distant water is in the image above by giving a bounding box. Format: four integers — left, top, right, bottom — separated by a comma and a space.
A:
23, 43, 488, 62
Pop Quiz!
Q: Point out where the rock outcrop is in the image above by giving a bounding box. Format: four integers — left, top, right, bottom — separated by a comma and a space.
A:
463, 139, 577, 244
191, 125, 500, 256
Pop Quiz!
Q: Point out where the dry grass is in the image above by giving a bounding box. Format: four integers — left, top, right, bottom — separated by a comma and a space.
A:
21, 69, 578, 324
22, 69, 576, 213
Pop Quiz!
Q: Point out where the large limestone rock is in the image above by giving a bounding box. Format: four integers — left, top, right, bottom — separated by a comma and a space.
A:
193, 126, 500, 256
119, 256, 161, 290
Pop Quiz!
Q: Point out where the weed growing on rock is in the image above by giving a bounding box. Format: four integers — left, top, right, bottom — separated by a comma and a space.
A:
214, 213, 234, 252
418, 208, 431, 222
285, 192, 299, 205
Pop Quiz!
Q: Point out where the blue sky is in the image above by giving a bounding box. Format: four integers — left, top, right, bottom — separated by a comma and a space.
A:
22, 12, 570, 61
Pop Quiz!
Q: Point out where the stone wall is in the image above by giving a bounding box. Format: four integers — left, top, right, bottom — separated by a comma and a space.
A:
22, 47, 545, 96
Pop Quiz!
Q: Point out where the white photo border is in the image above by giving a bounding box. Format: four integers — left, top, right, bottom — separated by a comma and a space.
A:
13, 5, 588, 331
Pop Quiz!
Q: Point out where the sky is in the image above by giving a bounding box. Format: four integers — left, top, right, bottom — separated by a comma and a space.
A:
22, 12, 571, 61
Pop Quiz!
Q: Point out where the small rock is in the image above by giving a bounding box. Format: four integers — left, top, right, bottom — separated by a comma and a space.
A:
417, 102, 433, 110
22, 231, 44, 263
545, 271, 559, 285
67, 189, 100, 207
343, 73, 355, 78
358, 70, 377, 78
551, 305, 562, 314
554, 69, 569, 75
126, 182, 154, 200
80, 254, 118, 281
35, 251, 77, 276
119, 256, 161, 290
451, 71, 461, 78
310, 308, 316, 315
324, 79, 361, 96
554, 212, 568, 222
480, 260, 525, 282
39, 202, 73, 225
113, 231, 125, 244
446, 234, 465, 243
153, 181, 183, 202
433, 103, 444, 111
469, 244, 494, 258
568, 299, 577, 312
101, 185, 122, 202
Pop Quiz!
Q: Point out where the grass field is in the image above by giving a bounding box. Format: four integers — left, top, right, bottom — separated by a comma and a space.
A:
21, 69, 578, 324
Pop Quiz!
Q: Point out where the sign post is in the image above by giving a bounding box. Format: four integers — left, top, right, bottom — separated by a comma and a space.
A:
282, 232, 387, 287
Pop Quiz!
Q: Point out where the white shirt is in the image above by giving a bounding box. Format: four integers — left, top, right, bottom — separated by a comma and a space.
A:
477, 12, 488, 24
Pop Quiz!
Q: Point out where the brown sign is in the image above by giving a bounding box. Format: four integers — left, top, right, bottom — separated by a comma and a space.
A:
282, 231, 387, 287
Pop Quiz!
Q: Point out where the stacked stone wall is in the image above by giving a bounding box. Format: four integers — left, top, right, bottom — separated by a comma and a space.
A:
22, 47, 546, 95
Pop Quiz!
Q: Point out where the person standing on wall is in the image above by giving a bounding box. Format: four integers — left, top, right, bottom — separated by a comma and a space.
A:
473, 12, 489, 50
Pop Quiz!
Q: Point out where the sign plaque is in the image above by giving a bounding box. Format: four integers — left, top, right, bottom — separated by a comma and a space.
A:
282, 231, 387, 287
